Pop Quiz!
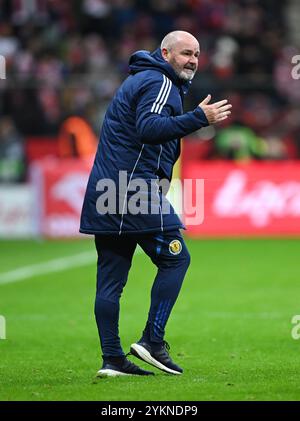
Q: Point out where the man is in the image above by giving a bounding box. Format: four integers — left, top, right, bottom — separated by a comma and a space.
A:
80, 31, 231, 377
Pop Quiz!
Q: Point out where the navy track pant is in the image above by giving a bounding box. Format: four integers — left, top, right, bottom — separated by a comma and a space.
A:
94, 230, 190, 357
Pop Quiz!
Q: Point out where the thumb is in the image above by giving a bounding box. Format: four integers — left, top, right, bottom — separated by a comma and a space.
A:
200, 94, 211, 106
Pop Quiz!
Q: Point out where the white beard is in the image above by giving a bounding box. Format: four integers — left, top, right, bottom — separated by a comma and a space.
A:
178, 68, 196, 81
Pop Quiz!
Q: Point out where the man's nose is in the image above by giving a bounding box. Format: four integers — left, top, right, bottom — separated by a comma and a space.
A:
189, 56, 198, 65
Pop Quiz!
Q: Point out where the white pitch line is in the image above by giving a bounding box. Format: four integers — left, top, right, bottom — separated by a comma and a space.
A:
0, 246, 143, 286
0, 251, 96, 286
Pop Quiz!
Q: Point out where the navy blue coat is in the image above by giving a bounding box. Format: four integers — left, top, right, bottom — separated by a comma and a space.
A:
80, 48, 209, 235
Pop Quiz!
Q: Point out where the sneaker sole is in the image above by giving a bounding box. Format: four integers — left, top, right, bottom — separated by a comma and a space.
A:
130, 343, 182, 375
96, 369, 132, 377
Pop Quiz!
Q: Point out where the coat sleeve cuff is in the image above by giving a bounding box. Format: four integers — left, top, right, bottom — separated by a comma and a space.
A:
194, 106, 210, 127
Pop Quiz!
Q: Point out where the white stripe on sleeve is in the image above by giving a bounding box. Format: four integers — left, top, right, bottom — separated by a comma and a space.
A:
150, 75, 172, 114
157, 78, 172, 114
151, 75, 167, 113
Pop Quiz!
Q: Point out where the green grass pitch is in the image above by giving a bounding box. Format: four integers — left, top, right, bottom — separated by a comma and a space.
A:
1, 237, 300, 401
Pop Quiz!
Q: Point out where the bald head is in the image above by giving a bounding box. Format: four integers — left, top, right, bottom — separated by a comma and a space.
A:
161, 31, 199, 52
160, 31, 200, 81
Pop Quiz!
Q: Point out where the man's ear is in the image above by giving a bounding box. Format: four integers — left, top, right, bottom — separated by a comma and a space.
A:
161, 48, 169, 62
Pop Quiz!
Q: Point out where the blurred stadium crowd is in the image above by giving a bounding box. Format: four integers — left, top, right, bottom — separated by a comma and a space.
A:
0, 0, 300, 182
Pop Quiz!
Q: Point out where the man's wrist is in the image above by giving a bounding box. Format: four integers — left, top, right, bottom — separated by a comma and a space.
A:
195, 106, 209, 126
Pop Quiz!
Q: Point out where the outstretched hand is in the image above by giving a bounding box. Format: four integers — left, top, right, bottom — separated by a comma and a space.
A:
199, 94, 232, 124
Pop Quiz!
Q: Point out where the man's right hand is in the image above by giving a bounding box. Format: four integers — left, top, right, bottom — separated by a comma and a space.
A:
199, 94, 232, 124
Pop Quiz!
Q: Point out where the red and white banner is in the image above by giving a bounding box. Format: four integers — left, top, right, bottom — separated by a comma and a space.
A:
30, 158, 300, 238
182, 161, 300, 237
31, 158, 92, 237
0, 185, 34, 237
